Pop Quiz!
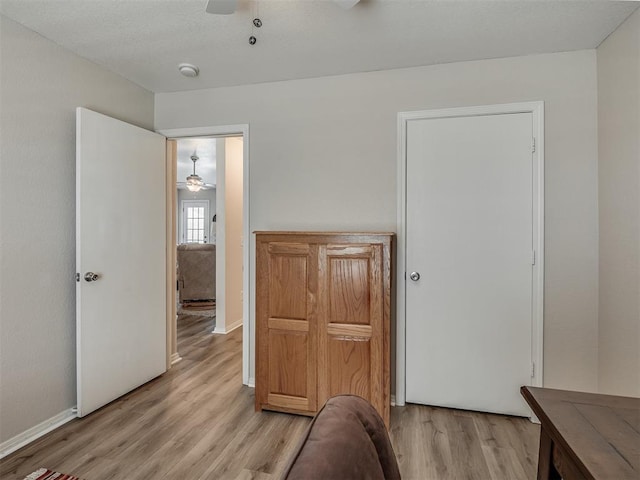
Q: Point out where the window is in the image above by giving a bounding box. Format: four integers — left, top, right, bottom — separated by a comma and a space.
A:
181, 200, 209, 243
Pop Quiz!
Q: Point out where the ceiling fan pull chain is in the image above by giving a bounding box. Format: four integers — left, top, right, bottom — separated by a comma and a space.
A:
250, 0, 261, 45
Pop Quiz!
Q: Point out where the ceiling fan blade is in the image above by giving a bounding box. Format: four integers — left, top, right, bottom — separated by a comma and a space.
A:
206, 0, 237, 15
334, 0, 360, 9
177, 182, 216, 190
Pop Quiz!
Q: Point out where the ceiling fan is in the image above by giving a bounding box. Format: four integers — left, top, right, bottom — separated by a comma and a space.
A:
206, 0, 360, 14
177, 153, 215, 192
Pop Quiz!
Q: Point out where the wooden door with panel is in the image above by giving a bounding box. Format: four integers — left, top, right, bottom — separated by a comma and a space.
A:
317, 237, 391, 426
255, 239, 318, 415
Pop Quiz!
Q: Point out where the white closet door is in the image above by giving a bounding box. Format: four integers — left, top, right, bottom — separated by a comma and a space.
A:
405, 112, 533, 416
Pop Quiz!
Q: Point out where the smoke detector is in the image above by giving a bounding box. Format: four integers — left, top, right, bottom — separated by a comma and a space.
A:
178, 63, 199, 78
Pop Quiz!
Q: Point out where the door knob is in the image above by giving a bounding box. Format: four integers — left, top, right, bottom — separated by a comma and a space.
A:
409, 271, 421, 282
84, 272, 99, 282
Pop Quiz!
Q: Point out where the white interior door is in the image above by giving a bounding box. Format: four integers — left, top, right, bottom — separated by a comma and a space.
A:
76, 108, 167, 417
405, 112, 533, 416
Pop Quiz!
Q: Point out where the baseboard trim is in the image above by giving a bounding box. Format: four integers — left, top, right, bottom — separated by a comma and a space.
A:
170, 352, 183, 365
392, 394, 405, 407
0, 408, 76, 459
246, 378, 255, 388
212, 318, 243, 335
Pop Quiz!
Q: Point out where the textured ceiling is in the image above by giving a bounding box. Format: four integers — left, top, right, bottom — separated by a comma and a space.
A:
1, 0, 638, 93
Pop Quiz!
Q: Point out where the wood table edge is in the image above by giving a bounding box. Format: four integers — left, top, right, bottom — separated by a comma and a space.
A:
520, 386, 596, 480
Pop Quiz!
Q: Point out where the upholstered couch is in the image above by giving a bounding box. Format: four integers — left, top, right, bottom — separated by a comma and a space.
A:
177, 243, 216, 303
281, 395, 401, 480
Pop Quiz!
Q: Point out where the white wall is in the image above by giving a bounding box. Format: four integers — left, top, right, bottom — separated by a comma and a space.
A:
215, 139, 226, 331
213, 137, 243, 334
224, 137, 244, 332
597, 9, 640, 397
156, 50, 601, 393
0, 16, 154, 445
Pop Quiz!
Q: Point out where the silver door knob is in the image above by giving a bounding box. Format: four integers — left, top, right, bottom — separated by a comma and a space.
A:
409, 271, 421, 281
84, 272, 99, 282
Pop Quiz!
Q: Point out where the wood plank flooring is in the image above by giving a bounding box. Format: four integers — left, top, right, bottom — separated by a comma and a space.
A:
1, 314, 539, 479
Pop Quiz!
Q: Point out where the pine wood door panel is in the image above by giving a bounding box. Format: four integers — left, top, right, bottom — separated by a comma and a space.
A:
256, 240, 317, 414
329, 257, 371, 324
268, 249, 308, 320
318, 243, 387, 423
328, 337, 372, 399
268, 330, 309, 398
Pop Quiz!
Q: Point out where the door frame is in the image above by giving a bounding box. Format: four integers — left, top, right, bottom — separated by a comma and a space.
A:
395, 102, 544, 406
159, 124, 251, 386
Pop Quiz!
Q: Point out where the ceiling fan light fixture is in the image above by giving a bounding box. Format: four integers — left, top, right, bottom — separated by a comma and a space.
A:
178, 63, 199, 78
186, 174, 204, 192
186, 153, 205, 191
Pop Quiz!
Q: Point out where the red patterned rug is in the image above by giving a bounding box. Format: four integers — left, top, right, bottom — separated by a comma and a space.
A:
24, 468, 83, 480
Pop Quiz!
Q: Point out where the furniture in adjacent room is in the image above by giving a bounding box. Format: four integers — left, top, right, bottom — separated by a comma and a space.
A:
177, 243, 216, 305
255, 231, 393, 426
281, 395, 401, 480
521, 386, 640, 480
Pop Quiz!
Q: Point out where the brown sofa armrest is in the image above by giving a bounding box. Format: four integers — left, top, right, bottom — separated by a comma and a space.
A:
281, 395, 401, 480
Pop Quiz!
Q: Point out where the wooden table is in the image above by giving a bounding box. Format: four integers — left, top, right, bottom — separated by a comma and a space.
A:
521, 386, 640, 480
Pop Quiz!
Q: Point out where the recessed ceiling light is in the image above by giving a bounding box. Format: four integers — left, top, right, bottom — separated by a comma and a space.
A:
178, 63, 199, 78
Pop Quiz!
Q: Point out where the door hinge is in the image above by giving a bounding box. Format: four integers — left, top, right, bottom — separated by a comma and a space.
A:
532, 137, 536, 153
531, 250, 536, 265
531, 362, 535, 378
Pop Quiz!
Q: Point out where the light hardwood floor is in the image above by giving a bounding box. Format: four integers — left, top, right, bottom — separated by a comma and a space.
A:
1, 315, 539, 479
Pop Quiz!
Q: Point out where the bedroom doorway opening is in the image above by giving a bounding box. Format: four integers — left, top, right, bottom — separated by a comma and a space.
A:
166, 130, 247, 376
174, 136, 218, 355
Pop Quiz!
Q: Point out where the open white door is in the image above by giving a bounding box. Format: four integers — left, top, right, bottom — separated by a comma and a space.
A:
76, 108, 167, 417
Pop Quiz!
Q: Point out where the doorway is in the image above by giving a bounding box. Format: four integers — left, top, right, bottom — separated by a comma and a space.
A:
174, 137, 218, 347
396, 103, 544, 416
160, 125, 250, 385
